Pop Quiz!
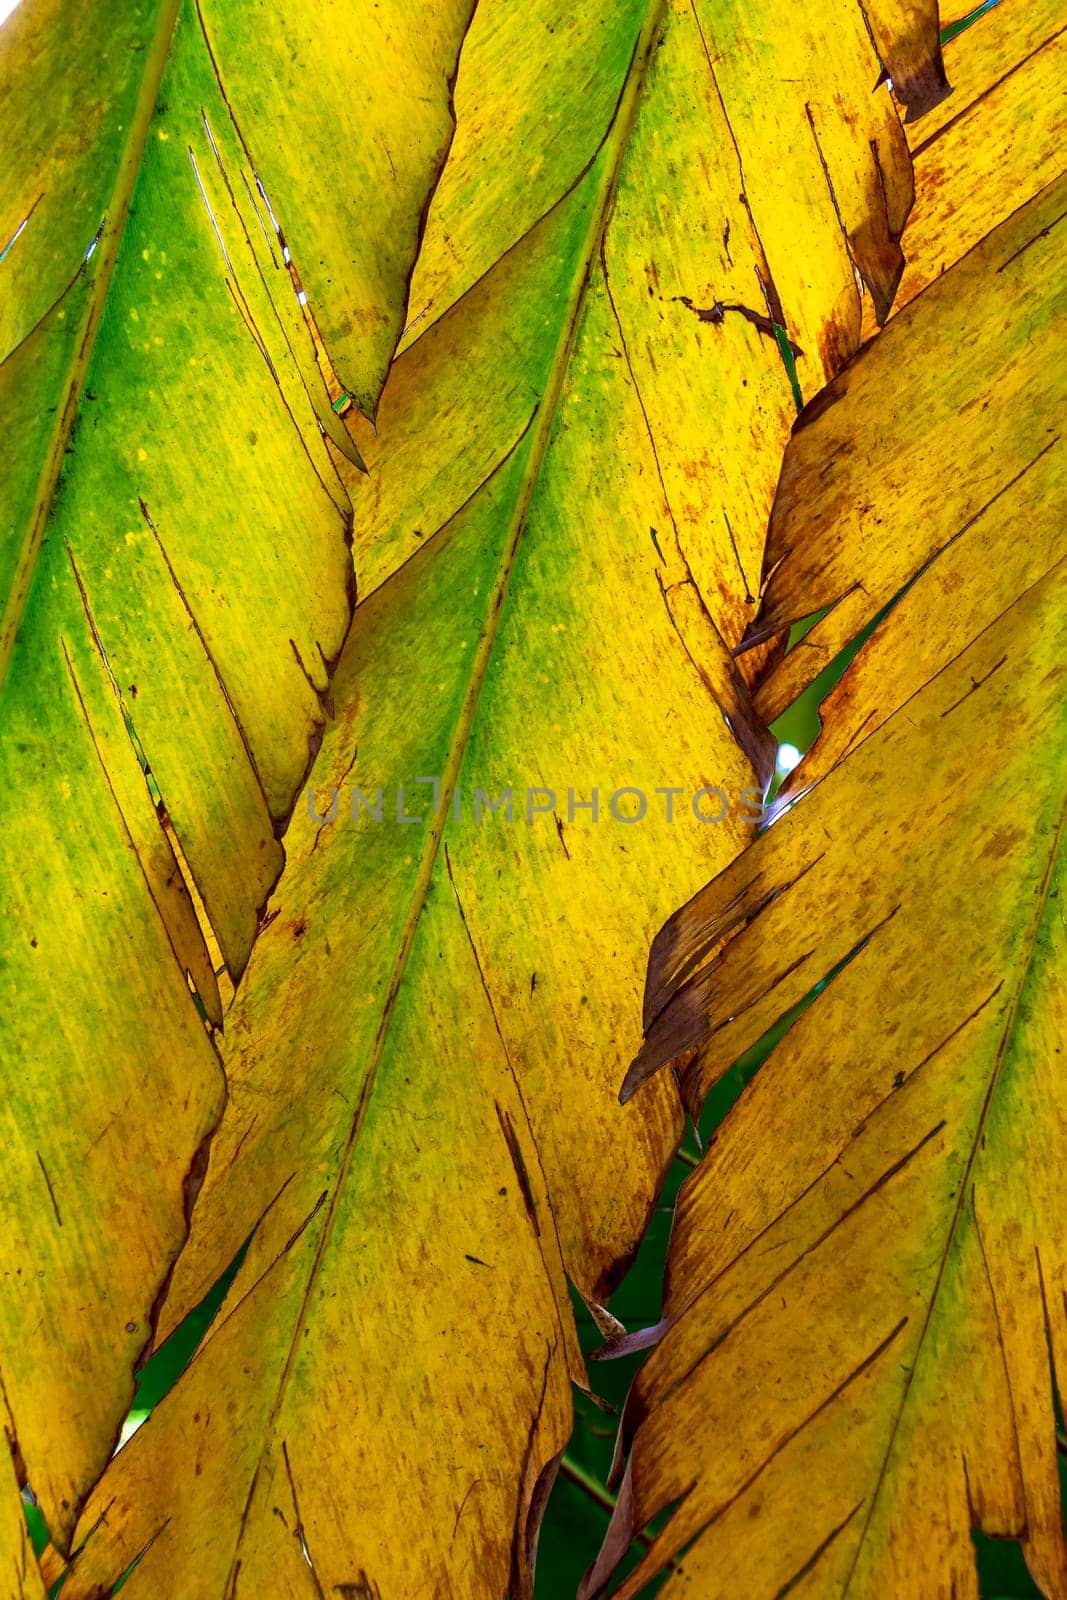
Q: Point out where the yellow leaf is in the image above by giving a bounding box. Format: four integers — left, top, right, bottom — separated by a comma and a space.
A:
0, 1440, 46, 1600
895, 0, 1066, 310
663, 0, 913, 388
47, 0, 913, 1591
0, 0, 475, 1552
596, 180, 1067, 1599
744, 173, 1064, 727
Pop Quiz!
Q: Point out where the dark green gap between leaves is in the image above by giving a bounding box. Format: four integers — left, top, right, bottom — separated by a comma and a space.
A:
774, 323, 805, 413
131, 1238, 248, 1416
941, 0, 1002, 47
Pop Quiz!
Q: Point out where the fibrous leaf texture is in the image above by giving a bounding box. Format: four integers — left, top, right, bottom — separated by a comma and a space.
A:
598, 145, 1067, 1600
0, 0, 1062, 1594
